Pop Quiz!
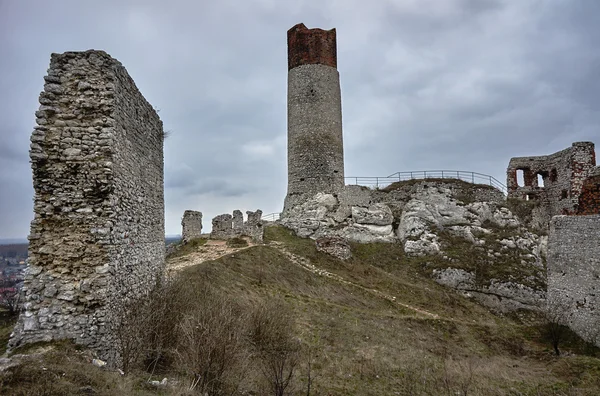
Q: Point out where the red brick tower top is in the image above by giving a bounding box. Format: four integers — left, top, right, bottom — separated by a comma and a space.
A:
287, 23, 337, 70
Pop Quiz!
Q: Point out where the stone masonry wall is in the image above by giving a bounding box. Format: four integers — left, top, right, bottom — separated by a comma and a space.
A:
284, 23, 344, 213
547, 215, 600, 345
577, 167, 600, 215
506, 142, 596, 229
211, 210, 264, 241
9, 50, 165, 364
181, 210, 203, 242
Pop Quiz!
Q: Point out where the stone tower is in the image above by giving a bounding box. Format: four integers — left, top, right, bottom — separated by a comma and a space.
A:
284, 23, 345, 212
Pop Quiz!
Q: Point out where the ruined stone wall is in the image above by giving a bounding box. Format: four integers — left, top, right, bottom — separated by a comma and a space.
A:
210, 210, 264, 241
577, 167, 600, 215
10, 50, 165, 363
284, 24, 344, 213
547, 215, 600, 345
506, 142, 596, 228
181, 210, 203, 242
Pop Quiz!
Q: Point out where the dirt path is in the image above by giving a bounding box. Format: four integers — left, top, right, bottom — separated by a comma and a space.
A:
167, 239, 440, 319
166, 239, 255, 273
270, 242, 440, 320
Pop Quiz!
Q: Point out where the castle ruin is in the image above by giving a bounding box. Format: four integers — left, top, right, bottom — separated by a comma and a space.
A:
210, 209, 264, 242
9, 50, 165, 363
506, 142, 596, 228
181, 210, 203, 242
283, 23, 345, 213
509, 143, 600, 345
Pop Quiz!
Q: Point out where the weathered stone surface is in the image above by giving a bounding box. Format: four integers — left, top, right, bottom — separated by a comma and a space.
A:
315, 236, 352, 260
210, 210, 264, 242
284, 23, 344, 214
396, 184, 525, 256
351, 204, 393, 226
10, 50, 165, 365
181, 210, 202, 243
507, 142, 597, 229
432, 268, 545, 312
211, 214, 233, 239
244, 210, 264, 242
547, 215, 600, 346
232, 210, 243, 234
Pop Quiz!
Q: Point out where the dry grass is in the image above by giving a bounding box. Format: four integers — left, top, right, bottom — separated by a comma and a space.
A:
2, 225, 599, 395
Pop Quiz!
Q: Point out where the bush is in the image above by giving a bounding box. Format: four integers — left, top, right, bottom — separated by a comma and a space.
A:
250, 300, 300, 396
174, 287, 250, 395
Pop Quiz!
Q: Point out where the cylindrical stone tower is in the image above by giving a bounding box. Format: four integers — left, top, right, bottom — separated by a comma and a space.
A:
284, 23, 344, 212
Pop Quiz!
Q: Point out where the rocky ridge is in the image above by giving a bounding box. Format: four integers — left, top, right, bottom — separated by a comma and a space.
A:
280, 180, 547, 312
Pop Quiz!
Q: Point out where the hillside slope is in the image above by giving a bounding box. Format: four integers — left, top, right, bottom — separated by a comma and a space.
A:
1, 225, 599, 395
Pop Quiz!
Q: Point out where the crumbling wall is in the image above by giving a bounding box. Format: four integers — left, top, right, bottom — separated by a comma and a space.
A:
547, 215, 600, 345
210, 210, 264, 241
577, 167, 600, 215
506, 142, 596, 228
181, 210, 203, 242
10, 50, 165, 364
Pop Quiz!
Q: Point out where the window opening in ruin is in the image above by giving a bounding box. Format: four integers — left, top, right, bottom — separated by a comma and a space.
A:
525, 194, 530, 201
550, 168, 558, 182
516, 170, 524, 187
537, 174, 545, 187
561, 190, 568, 199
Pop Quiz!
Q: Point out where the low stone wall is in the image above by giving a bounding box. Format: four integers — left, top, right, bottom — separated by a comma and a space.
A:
547, 215, 600, 345
210, 210, 264, 241
9, 50, 165, 364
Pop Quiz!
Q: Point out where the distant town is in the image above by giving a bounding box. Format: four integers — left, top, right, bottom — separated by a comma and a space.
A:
0, 243, 27, 311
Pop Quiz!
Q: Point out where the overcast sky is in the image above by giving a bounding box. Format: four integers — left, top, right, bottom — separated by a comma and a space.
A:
0, 0, 598, 239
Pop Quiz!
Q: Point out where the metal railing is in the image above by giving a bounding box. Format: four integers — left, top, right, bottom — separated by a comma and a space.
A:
265, 170, 507, 221
345, 170, 507, 194
263, 212, 281, 222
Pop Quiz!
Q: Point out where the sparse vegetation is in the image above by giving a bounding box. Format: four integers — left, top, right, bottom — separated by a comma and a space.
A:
226, 237, 249, 248
166, 237, 207, 259
2, 224, 600, 395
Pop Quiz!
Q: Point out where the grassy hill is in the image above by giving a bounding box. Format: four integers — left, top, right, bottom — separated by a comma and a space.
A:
1, 225, 599, 395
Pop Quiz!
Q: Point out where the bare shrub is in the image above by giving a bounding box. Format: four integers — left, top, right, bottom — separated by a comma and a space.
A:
174, 286, 250, 395
250, 299, 300, 396
0, 279, 22, 314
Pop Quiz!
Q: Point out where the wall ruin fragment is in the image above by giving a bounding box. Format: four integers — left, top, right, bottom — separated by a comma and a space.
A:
9, 50, 165, 364
210, 210, 264, 242
547, 215, 600, 346
506, 142, 596, 228
181, 210, 203, 242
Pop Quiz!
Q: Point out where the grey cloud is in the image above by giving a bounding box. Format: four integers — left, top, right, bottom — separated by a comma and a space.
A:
1, 0, 599, 237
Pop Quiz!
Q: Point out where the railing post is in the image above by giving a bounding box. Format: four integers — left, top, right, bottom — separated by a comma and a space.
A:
472, 172, 474, 183
376, 177, 379, 188
441, 170, 444, 179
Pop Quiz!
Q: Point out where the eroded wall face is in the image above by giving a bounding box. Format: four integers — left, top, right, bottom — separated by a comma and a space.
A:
577, 167, 600, 215
506, 142, 596, 228
10, 50, 164, 363
548, 215, 600, 345
181, 210, 203, 242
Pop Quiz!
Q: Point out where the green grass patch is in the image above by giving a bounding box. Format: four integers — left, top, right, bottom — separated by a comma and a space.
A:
165, 237, 207, 259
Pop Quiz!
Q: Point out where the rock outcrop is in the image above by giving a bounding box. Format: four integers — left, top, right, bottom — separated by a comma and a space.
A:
280, 179, 546, 312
